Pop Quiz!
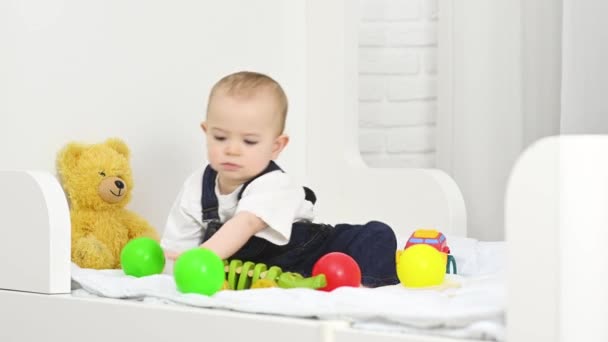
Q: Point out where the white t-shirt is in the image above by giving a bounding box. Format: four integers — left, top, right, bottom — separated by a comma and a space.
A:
161, 165, 315, 253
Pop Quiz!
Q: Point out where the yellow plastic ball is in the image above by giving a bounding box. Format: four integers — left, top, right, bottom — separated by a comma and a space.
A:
396, 244, 447, 288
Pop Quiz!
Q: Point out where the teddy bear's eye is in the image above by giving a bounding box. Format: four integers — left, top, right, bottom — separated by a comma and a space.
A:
99, 171, 106, 177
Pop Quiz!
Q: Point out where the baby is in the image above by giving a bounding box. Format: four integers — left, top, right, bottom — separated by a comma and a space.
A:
162, 71, 398, 287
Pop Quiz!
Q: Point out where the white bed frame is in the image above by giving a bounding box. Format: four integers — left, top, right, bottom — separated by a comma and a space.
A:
5, 136, 608, 342
3, 1, 606, 341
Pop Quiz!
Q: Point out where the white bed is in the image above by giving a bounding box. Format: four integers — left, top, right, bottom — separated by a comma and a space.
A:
5, 135, 608, 342
0, 163, 504, 341
1, 1, 606, 341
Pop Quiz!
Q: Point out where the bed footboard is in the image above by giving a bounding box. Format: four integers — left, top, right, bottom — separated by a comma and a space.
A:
0, 170, 70, 294
506, 135, 608, 341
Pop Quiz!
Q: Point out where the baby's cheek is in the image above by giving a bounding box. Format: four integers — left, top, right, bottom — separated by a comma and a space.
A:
207, 149, 221, 163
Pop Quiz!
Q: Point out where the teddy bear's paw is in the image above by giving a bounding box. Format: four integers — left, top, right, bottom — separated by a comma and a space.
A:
72, 236, 116, 269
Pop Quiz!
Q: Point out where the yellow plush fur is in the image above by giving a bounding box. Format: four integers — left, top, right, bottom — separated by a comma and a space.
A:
57, 138, 159, 269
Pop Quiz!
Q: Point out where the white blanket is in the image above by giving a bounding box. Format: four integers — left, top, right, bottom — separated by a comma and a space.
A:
71, 238, 506, 341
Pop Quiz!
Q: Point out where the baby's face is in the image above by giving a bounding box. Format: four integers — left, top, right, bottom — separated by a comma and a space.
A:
203, 90, 286, 191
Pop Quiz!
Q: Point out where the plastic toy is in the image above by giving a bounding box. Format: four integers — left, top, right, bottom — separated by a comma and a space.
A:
312, 252, 361, 291
396, 244, 446, 288
222, 259, 326, 290
120, 237, 165, 277
173, 248, 225, 296
404, 229, 457, 274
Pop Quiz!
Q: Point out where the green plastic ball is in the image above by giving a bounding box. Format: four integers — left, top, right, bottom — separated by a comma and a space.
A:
120, 237, 165, 277
173, 248, 225, 296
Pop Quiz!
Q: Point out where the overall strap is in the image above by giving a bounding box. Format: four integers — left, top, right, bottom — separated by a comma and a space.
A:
200, 161, 284, 222
236, 161, 317, 204
236, 161, 283, 200
201, 165, 220, 222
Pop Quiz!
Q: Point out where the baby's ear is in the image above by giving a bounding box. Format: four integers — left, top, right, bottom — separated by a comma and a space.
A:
105, 138, 130, 159
56, 142, 86, 176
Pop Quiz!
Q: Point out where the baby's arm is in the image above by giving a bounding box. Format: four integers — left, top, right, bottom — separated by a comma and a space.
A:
200, 211, 267, 259
161, 167, 205, 258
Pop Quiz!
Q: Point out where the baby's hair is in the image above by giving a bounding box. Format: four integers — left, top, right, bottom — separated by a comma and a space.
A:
207, 71, 288, 134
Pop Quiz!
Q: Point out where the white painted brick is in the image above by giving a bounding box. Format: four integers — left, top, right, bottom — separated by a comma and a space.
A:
357, 0, 438, 168
401, 153, 436, 168
359, 25, 387, 47
395, 153, 436, 168
359, 153, 389, 167
361, 152, 436, 168
386, 76, 437, 100
358, 130, 386, 153
424, 48, 437, 74
422, 0, 438, 21
387, 24, 437, 46
360, 0, 421, 22
358, 102, 383, 128
359, 48, 419, 74
387, 0, 422, 21
386, 126, 435, 153
359, 101, 436, 127
359, 75, 385, 101
359, 102, 385, 128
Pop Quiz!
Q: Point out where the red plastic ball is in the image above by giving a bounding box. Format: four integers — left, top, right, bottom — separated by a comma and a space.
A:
312, 252, 361, 291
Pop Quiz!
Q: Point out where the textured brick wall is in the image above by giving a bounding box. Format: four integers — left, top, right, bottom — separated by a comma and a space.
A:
358, 0, 438, 168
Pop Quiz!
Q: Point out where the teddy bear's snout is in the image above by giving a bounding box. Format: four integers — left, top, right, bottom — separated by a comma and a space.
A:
98, 176, 128, 204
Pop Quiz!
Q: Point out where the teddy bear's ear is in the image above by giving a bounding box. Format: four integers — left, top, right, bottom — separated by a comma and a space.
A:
56, 142, 86, 176
105, 138, 130, 159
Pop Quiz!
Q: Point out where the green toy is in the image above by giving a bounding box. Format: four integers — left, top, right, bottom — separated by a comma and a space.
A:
223, 259, 326, 290
120, 237, 165, 277
174, 248, 225, 296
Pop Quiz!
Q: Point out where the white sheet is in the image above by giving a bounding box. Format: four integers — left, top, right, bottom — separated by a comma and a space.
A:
71, 238, 506, 341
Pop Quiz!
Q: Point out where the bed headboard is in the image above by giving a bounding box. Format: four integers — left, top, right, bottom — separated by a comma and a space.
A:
0, 1, 466, 293
0, 171, 70, 293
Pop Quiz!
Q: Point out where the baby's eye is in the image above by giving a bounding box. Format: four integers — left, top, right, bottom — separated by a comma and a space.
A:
99, 171, 106, 177
244, 140, 258, 146
213, 136, 226, 142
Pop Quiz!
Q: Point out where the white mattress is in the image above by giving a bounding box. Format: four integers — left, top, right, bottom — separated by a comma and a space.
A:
71, 236, 506, 341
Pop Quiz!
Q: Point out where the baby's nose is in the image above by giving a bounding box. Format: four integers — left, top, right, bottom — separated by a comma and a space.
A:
226, 142, 241, 155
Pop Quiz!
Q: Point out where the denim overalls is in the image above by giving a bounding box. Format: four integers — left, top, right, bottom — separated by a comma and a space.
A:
201, 161, 399, 287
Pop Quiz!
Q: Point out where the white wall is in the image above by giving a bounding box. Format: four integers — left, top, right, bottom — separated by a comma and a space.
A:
1, 1, 467, 241
438, 0, 523, 241
360, 0, 608, 241
0, 1, 308, 232
561, 0, 608, 134
358, 0, 438, 168
355, 0, 539, 241
359, 0, 533, 240
522, 0, 562, 147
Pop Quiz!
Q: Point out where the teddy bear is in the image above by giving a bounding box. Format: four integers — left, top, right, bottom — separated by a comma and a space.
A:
56, 138, 159, 269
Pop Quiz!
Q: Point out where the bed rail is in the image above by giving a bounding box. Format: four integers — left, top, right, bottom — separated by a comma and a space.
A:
0, 170, 70, 294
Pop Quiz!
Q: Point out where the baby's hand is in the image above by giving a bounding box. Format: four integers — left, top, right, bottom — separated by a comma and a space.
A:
162, 250, 179, 275
164, 250, 180, 261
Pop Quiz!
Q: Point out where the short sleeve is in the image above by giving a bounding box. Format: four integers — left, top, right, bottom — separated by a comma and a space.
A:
160, 167, 205, 252
235, 171, 314, 245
